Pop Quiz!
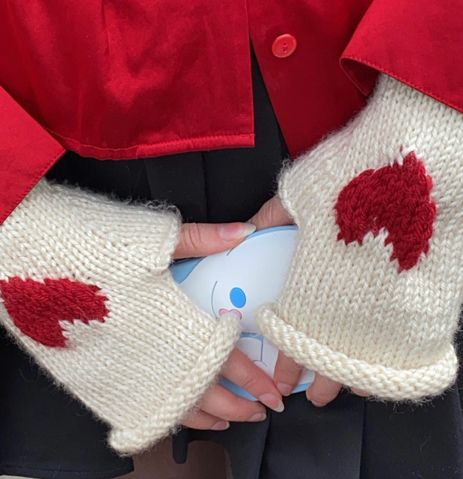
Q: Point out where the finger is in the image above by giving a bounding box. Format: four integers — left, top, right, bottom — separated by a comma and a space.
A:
306, 373, 342, 407
248, 195, 293, 231
351, 388, 370, 397
273, 351, 304, 397
174, 222, 256, 259
199, 384, 267, 423
221, 349, 284, 412
182, 409, 230, 431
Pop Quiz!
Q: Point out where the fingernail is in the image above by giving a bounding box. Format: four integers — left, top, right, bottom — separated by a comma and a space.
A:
211, 421, 230, 431
352, 388, 369, 397
306, 393, 325, 408
258, 393, 285, 413
277, 382, 293, 397
219, 223, 256, 241
248, 412, 267, 422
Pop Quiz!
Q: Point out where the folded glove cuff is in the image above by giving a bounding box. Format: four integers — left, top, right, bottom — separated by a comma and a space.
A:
258, 306, 458, 401
109, 315, 240, 455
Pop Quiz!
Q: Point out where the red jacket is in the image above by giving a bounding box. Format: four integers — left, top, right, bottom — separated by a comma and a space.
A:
1, 0, 462, 224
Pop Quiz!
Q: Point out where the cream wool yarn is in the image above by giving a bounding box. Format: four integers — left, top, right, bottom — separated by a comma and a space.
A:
258, 75, 463, 400
0, 180, 240, 455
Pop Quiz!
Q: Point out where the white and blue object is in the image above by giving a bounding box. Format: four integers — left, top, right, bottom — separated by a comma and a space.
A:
170, 225, 314, 400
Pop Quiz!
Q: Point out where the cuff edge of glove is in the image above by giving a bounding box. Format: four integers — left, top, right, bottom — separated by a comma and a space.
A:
108, 316, 241, 456
258, 306, 458, 402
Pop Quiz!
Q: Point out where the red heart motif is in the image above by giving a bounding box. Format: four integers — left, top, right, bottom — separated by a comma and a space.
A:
335, 151, 436, 271
0, 277, 108, 347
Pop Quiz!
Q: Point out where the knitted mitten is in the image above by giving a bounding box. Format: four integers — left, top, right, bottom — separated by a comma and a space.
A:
0, 180, 240, 454
257, 75, 463, 400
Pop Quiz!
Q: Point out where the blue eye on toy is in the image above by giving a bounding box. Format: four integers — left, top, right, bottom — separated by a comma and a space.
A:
230, 287, 246, 308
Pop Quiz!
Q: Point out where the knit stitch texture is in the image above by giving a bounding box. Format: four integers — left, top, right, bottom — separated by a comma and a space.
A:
0, 180, 240, 454
258, 75, 463, 400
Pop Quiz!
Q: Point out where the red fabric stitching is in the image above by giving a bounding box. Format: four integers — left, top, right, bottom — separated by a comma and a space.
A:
335, 152, 436, 271
341, 54, 463, 114
0, 278, 108, 347
47, 130, 254, 152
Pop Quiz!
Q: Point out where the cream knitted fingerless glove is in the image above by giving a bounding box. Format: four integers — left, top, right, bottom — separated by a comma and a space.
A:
0, 180, 240, 454
258, 75, 463, 400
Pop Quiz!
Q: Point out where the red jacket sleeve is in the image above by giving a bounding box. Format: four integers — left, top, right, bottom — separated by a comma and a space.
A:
340, 0, 463, 114
0, 87, 64, 225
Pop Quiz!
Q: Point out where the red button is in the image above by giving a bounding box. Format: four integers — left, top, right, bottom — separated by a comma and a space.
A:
272, 34, 297, 58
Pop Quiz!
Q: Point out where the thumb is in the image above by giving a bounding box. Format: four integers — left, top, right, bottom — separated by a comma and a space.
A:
248, 195, 293, 231
174, 222, 256, 259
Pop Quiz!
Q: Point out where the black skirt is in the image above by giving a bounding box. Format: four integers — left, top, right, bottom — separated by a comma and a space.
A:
1, 57, 463, 479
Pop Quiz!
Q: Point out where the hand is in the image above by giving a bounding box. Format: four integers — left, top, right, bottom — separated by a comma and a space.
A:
181, 348, 284, 430
249, 195, 367, 406
173, 219, 283, 430
274, 351, 369, 406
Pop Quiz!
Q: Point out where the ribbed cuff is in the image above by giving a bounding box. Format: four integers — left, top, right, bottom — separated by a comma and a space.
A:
258, 306, 458, 401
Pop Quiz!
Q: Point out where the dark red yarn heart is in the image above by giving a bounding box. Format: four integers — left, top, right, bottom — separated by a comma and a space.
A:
335, 151, 436, 271
0, 277, 108, 347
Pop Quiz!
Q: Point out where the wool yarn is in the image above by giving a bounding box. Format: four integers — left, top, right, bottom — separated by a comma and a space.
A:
0, 180, 240, 455
258, 75, 463, 400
